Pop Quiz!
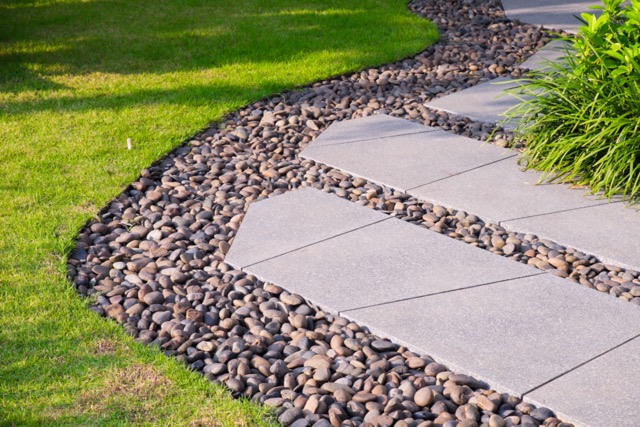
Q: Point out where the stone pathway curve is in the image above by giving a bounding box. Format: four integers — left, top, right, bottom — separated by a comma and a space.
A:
226, 3, 640, 425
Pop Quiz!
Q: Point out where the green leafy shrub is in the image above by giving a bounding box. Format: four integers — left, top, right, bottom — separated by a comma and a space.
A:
508, 0, 640, 201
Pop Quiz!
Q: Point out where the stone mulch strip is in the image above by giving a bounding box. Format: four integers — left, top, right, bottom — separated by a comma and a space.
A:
67, 0, 637, 426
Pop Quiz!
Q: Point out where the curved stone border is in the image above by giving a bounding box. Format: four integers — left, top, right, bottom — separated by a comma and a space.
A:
66, 0, 620, 426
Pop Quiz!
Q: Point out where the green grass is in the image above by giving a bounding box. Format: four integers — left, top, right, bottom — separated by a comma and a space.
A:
0, 0, 437, 425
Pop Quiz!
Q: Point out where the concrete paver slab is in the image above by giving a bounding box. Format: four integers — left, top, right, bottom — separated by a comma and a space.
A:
308, 114, 435, 148
300, 129, 515, 192
502, 0, 600, 33
525, 336, 640, 427
424, 43, 576, 128
344, 275, 640, 397
520, 40, 572, 71
424, 77, 521, 129
409, 156, 607, 225
225, 187, 387, 269
245, 213, 542, 313
504, 201, 640, 271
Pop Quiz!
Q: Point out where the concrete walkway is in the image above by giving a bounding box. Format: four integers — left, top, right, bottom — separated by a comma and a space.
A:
225, 2, 640, 426
300, 114, 640, 271
227, 188, 640, 427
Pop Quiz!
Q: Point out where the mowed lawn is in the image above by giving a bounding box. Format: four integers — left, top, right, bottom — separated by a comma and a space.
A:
0, 0, 437, 425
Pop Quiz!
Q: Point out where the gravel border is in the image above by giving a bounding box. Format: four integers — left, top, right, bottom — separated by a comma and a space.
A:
67, 1, 637, 425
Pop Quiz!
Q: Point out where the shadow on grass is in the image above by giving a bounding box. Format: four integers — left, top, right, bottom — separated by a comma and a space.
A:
1, 81, 278, 114
0, 0, 432, 95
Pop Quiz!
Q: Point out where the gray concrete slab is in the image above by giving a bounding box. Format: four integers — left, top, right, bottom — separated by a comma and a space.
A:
424, 44, 576, 128
344, 275, 640, 397
424, 77, 522, 129
525, 336, 640, 427
300, 129, 515, 192
520, 40, 573, 71
225, 188, 387, 269
502, 0, 600, 33
409, 156, 607, 225
504, 201, 640, 271
308, 114, 435, 148
245, 216, 542, 313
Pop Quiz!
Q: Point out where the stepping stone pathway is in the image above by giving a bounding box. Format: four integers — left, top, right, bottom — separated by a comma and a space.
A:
227, 187, 640, 426
300, 114, 640, 271
228, 188, 543, 310
70, 1, 637, 426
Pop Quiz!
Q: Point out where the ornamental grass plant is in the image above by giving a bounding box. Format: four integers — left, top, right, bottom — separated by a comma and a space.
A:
508, 0, 640, 202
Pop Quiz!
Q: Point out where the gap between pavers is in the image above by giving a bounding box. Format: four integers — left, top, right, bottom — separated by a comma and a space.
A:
407, 155, 611, 224
228, 188, 640, 427
341, 274, 640, 400
227, 187, 542, 314
244, 217, 544, 313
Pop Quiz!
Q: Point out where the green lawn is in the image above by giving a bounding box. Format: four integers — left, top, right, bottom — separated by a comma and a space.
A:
0, 0, 437, 425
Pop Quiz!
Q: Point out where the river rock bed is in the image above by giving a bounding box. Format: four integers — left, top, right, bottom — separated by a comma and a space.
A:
68, 0, 638, 426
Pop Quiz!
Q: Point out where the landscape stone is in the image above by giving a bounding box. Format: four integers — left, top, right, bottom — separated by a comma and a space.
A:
414, 387, 434, 407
